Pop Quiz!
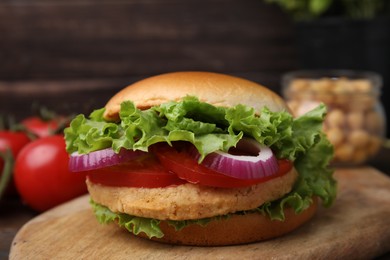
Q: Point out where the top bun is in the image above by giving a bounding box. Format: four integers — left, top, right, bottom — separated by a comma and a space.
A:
104, 71, 288, 121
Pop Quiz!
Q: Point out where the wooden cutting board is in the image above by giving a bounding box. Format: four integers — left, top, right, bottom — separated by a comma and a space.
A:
9, 167, 390, 259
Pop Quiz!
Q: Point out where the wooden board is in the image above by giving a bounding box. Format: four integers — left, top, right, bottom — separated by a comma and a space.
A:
9, 167, 390, 259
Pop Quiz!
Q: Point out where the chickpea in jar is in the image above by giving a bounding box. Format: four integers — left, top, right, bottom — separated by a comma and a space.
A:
283, 71, 386, 166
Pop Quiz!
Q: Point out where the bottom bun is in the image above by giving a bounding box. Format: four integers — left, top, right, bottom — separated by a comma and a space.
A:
134, 198, 318, 246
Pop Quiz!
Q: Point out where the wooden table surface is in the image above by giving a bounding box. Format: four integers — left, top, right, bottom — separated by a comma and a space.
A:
1, 147, 390, 260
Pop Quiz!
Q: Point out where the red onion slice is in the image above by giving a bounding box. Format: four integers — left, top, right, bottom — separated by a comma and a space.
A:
69, 148, 146, 172
196, 138, 279, 179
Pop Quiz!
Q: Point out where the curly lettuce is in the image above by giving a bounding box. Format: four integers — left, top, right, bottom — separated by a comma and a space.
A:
64, 96, 336, 238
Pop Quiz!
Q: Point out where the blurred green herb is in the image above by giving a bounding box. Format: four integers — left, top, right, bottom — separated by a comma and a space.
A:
0, 149, 14, 200
31, 103, 57, 121
0, 115, 17, 131
264, 0, 390, 20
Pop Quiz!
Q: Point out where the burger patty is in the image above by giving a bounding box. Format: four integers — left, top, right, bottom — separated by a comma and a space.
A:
87, 167, 298, 221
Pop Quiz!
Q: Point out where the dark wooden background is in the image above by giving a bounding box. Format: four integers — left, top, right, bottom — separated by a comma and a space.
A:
0, 0, 295, 81
0, 0, 297, 119
0, 0, 388, 137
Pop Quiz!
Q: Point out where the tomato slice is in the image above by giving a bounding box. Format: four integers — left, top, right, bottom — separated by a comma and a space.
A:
154, 143, 293, 188
87, 143, 293, 189
87, 154, 186, 188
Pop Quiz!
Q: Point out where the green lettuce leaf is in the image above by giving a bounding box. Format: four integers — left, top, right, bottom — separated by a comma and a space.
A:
65, 97, 243, 160
90, 200, 227, 238
258, 132, 336, 221
90, 200, 164, 238
66, 96, 337, 237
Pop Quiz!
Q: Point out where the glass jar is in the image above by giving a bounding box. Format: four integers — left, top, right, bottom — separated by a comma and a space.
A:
282, 70, 386, 166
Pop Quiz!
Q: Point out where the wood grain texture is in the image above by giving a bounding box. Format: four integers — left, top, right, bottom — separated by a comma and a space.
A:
0, 0, 296, 84
9, 167, 390, 259
0, 79, 131, 122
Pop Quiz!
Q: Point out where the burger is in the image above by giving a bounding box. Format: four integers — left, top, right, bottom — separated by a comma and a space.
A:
64, 71, 336, 246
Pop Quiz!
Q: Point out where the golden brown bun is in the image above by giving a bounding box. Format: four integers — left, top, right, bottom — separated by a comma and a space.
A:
104, 71, 289, 121
137, 198, 318, 246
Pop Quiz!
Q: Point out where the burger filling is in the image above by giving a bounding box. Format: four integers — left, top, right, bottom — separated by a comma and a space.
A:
64, 96, 336, 238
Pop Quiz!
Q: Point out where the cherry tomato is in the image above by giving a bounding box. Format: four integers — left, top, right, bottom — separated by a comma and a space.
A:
14, 135, 88, 212
0, 131, 31, 156
87, 154, 186, 188
0, 131, 31, 197
154, 143, 292, 188
21, 116, 66, 138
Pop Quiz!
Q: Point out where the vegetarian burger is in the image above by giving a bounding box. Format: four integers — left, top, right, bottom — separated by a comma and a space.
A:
64, 72, 336, 246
